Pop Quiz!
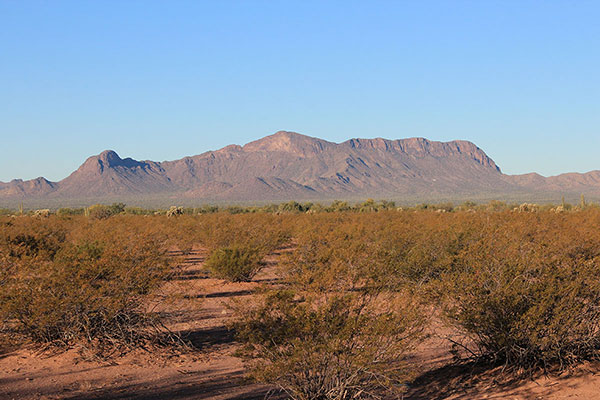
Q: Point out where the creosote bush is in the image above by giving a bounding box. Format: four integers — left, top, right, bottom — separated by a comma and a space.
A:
3, 204, 600, 379
0, 215, 172, 356
87, 203, 126, 219
436, 212, 600, 372
234, 212, 426, 399
235, 290, 423, 400
205, 245, 265, 282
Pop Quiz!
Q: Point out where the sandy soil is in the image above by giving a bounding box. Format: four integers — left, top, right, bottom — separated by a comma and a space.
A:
1, 247, 599, 399
404, 328, 600, 399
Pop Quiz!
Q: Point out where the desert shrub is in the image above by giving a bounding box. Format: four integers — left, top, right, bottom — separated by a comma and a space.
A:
0, 217, 172, 356
192, 213, 292, 254
325, 200, 351, 212
108, 202, 126, 214
57, 207, 85, 216
0, 217, 68, 260
235, 290, 423, 400
196, 205, 219, 214
282, 211, 459, 292
205, 245, 265, 282
150, 213, 293, 258
281, 216, 376, 291
277, 201, 306, 213
87, 203, 125, 219
398, 215, 483, 286
280, 210, 600, 374
233, 213, 426, 398
484, 200, 510, 212
438, 212, 600, 371
88, 204, 113, 219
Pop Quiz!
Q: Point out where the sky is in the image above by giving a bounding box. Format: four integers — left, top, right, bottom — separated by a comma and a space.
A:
1, 0, 599, 182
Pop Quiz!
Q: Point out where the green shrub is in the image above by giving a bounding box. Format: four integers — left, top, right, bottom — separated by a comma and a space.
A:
205, 245, 265, 282
325, 200, 351, 212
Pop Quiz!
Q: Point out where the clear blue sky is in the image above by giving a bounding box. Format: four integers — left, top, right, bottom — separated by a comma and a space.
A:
1, 0, 599, 182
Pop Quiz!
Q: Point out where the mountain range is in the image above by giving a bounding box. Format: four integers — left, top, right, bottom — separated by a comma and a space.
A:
2, 131, 600, 207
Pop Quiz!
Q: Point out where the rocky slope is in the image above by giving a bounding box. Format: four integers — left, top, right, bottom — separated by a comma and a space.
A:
1, 131, 599, 204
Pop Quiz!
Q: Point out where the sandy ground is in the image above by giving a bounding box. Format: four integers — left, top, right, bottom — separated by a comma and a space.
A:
1, 247, 600, 399
404, 328, 600, 399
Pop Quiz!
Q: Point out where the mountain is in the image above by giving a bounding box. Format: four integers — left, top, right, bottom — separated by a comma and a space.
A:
57, 150, 171, 196
0, 177, 56, 197
2, 131, 599, 206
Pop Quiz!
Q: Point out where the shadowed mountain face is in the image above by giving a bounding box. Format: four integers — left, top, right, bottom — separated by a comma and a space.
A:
2, 131, 599, 204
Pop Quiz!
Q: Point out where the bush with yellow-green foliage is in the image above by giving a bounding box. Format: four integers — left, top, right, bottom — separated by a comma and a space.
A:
87, 203, 126, 219
436, 211, 600, 371
0, 215, 172, 356
205, 245, 265, 282
234, 211, 426, 399
235, 289, 422, 400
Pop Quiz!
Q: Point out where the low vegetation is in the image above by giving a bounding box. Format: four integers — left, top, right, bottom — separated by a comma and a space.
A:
0, 216, 172, 356
235, 290, 423, 400
2, 199, 600, 394
437, 212, 600, 371
206, 245, 265, 282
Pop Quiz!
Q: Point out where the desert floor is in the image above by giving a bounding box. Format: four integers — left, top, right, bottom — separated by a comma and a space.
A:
1, 247, 599, 399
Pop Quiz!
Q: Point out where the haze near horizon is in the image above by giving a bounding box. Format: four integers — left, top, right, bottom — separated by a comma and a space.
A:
1, 1, 599, 182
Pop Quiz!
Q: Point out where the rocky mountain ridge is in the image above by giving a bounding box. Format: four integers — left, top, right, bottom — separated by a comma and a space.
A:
1, 131, 599, 205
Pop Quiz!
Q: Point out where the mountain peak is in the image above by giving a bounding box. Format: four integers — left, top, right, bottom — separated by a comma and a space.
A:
72, 150, 146, 177
243, 131, 333, 155
97, 150, 123, 166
